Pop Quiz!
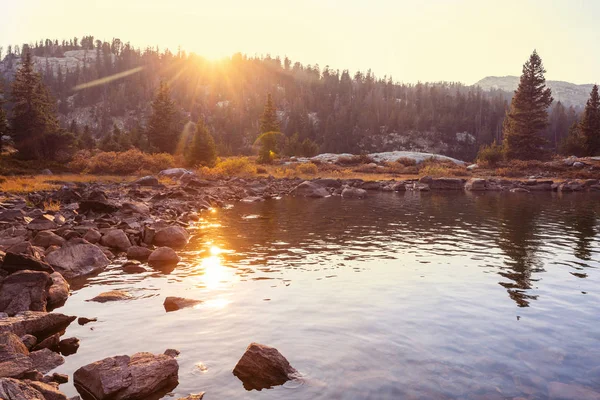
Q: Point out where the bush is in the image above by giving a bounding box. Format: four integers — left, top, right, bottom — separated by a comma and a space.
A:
476, 141, 504, 167
214, 157, 257, 176
68, 149, 175, 174
395, 157, 417, 166
336, 154, 374, 166
296, 162, 318, 175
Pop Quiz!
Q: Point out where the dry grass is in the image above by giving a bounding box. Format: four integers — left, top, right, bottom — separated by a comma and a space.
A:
43, 200, 61, 211
0, 175, 131, 193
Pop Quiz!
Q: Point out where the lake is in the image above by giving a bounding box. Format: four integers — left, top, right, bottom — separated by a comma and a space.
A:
55, 191, 600, 399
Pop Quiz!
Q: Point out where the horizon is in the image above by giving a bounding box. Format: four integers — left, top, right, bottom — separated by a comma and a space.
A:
2, 0, 600, 86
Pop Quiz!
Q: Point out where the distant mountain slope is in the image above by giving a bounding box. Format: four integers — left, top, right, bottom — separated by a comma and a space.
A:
474, 76, 595, 108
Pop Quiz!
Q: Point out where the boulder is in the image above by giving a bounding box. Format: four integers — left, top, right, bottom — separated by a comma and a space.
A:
148, 247, 180, 267
126, 246, 152, 261
78, 200, 118, 214
32, 231, 66, 249
47, 273, 69, 309
153, 226, 189, 249
133, 176, 159, 186
0, 271, 52, 316
0, 209, 25, 222
29, 348, 65, 374
465, 178, 487, 191
77, 317, 97, 326
391, 181, 407, 191
27, 380, 68, 400
163, 297, 202, 312
163, 349, 180, 358
0, 332, 33, 378
44, 372, 69, 384
73, 352, 179, 400
360, 181, 381, 190
100, 230, 131, 252
341, 187, 367, 199
0, 312, 76, 340
82, 229, 102, 244
1, 252, 54, 274
121, 202, 150, 215
32, 333, 60, 351
0, 377, 47, 399
20, 335, 37, 350
87, 290, 132, 303
27, 216, 58, 231
121, 262, 147, 274
312, 178, 342, 188
233, 342, 299, 390
45, 243, 110, 279
58, 337, 79, 356
290, 181, 329, 198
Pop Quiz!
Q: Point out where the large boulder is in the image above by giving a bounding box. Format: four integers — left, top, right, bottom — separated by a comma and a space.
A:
148, 247, 180, 267
0, 312, 76, 340
153, 226, 189, 249
27, 216, 58, 231
1, 252, 54, 275
27, 380, 68, 400
290, 181, 329, 198
45, 242, 110, 279
100, 230, 132, 252
133, 176, 159, 186
29, 348, 65, 374
0, 332, 33, 378
0, 377, 48, 399
47, 273, 69, 309
341, 187, 367, 199
73, 352, 179, 400
126, 246, 152, 261
163, 297, 202, 312
0, 271, 53, 316
232, 342, 299, 390
31, 231, 66, 249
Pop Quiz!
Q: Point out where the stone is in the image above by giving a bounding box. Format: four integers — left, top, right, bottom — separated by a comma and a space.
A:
6, 242, 43, 258
163, 349, 180, 358
0, 209, 25, 222
312, 178, 342, 188
100, 230, 131, 251
148, 247, 180, 267
232, 342, 299, 390
32, 333, 60, 351
360, 181, 381, 190
0, 332, 33, 378
1, 252, 54, 274
153, 226, 189, 248
121, 262, 146, 274
121, 202, 150, 215
0, 312, 76, 340
429, 178, 465, 190
392, 181, 407, 191
27, 380, 68, 400
45, 372, 69, 384
341, 187, 368, 199
290, 181, 329, 198
126, 246, 152, 261
31, 231, 66, 249
77, 317, 97, 326
47, 273, 69, 309
87, 290, 132, 303
133, 176, 159, 186
29, 348, 65, 374
0, 377, 47, 399
82, 229, 102, 244
163, 297, 202, 312
73, 352, 179, 400
20, 335, 37, 350
58, 338, 79, 356
27, 216, 58, 231
45, 243, 110, 279
0, 271, 52, 316
465, 178, 487, 191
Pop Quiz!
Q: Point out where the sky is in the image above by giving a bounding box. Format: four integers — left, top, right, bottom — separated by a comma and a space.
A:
1, 0, 599, 84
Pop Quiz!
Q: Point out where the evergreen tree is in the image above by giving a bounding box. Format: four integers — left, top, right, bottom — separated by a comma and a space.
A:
186, 119, 217, 167
503, 50, 553, 160
260, 93, 280, 134
560, 122, 586, 157
0, 88, 7, 154
580, 84, 600, 155
79, 125, 95, 150
10, 51, 61, 159
147, 81, 179, 153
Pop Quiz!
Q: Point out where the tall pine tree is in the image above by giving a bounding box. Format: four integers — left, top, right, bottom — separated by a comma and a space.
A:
10, 51, 61, 160
186, 119, 217, 167
0, 87, 7, 154
503, 50, 553, 160
580, 84, 600, 156
147, 81, 179, 153
260, 93, 280, 134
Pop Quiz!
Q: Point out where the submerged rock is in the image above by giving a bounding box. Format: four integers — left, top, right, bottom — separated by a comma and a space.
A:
126, 246, 152, 261
233, 342, 299, 390
0, 271, 52, 316
87, 290, 132, 303
153, 226, 190, 248
341, 187, 368, 199
73, 352, 179, 400
163, 297, 202, 312
45, 242, 110, 279
291, 181, 329, 198
148, 247, 180, 267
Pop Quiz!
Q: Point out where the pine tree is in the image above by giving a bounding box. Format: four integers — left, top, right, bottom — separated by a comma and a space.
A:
503, 50, 553, 160
186, 119, 217, 167
10, 51, 61, 160
260, 93, 280, 134
560, 122, 586, 157
0, 87, 8, 154
147, 81, 179, 153
580, 84, 600, 155
79, 125, 95, 150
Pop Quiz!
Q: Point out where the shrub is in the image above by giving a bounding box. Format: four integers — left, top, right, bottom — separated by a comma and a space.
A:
395, 157, 417, 167
476, 141, 504, 167
214, 157, 257, 176
336, 154, 374, 166
68, 149, 175, 174
296, 162, 318, 175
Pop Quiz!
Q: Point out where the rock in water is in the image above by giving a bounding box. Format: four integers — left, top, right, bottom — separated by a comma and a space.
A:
178, 394, 205, 400
87, 290, 132, 303
0, 271, 52, 316
100, 229, 132, 251
163, 297, 202, 312
148, 247, 180, 267
126, 246, 152, 261
73, 352, 179, 400
153, 226, 190, 248
291, 181, 329, 198
232, 342, 299, 390
0, 332, 33, 378
1, 252, 54, 274
47, 272, 70, 309
45, 243, 110, 279
341, 187, 368, 199
0, 311, 76, 340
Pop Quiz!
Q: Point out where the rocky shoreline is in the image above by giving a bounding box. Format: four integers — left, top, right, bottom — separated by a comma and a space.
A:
0, 168, 599, 399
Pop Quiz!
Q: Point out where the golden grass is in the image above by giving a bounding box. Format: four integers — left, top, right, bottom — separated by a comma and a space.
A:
0, 175, 131, 193
43, 200, 61, 211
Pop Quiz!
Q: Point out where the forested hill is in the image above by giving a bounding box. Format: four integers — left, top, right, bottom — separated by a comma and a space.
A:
0, 37, 582, 160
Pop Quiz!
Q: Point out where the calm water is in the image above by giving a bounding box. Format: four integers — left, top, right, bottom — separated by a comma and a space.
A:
55, 192, 600, 399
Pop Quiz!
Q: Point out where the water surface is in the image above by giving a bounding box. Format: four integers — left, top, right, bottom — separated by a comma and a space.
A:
56, 192, 600, 399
